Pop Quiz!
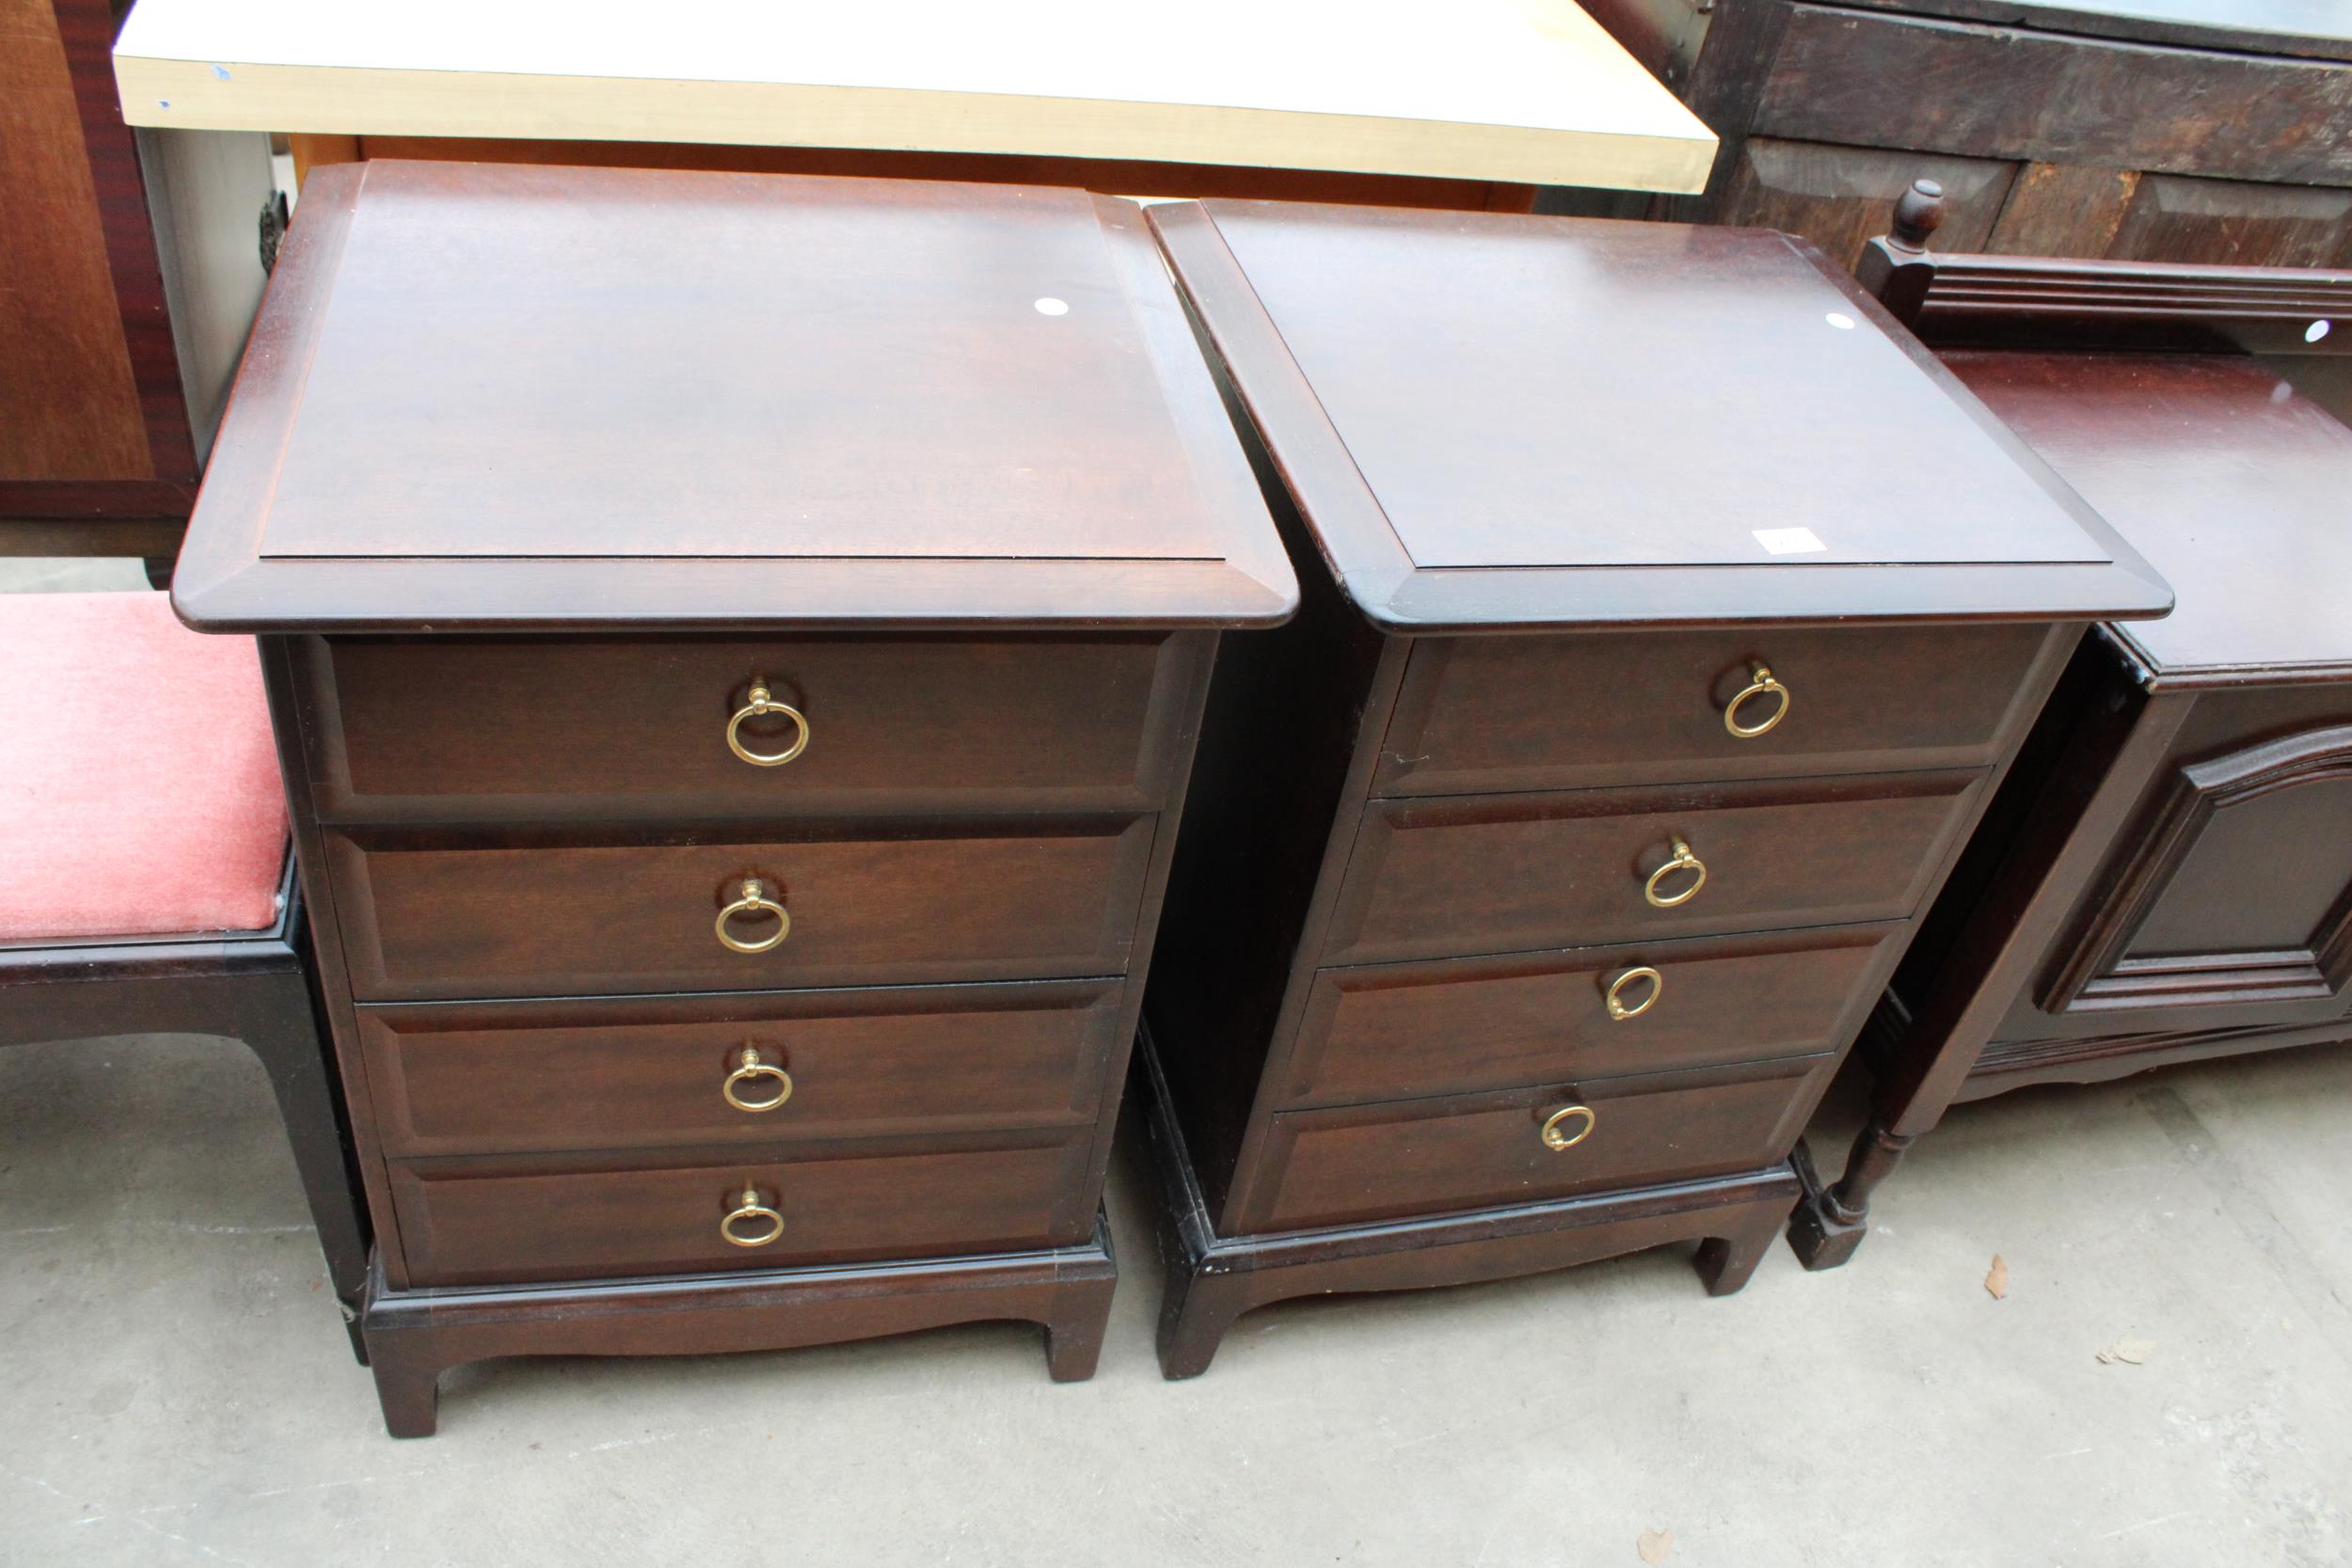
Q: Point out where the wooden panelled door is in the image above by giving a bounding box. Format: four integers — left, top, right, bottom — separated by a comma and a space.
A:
0, 0, 199, 561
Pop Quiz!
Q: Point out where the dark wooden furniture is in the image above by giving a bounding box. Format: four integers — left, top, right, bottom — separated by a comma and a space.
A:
1138, 198, 2169, 1376
171, 160, 1295, 1435
1, 0, 271, 578
1790, 187, 2352, 1267
0, 859, 371, 1358
1577, 0, 2352, 273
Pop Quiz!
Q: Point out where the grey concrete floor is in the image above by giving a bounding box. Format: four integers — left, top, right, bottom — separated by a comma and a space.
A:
4, 562, 2349, 1567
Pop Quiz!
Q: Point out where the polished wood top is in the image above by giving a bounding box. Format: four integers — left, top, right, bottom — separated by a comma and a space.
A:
112, 0, 1715, 193
1949, 351, 2352, 686
173, 163, 1294, 631
1152, 199, 2171, 631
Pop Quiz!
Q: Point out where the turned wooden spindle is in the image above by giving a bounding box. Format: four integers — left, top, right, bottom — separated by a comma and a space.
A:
1855, 176, 1948, 325
1886, 179, 1946, 253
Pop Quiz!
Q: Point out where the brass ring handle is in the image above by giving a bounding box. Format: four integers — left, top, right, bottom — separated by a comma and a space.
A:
1724, 662, 1790, 738
715, 879, 790, 954
1604, 966, 1663, 1022
1644, 838, 1708, 909
722, 1046, 793, 1113
1540, 1105, 1597, 1151
720, 1186, 785, 1248
726, 681, 810, 767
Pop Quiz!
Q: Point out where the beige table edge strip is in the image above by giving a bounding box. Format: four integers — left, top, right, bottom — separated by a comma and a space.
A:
113, 66, 1714, 195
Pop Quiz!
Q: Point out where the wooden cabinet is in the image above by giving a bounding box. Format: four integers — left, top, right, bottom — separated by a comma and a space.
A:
170, 161, 1295, 1434
1788, 205, 2352, 1269
1, 0, 273, 573
1577, 0, 2352, 271
1138, 199, 2168, 1376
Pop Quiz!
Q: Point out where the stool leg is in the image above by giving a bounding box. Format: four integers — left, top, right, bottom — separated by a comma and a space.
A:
239, 971, 372, 1363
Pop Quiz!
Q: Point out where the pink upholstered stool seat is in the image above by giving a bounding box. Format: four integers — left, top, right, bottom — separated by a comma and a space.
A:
0, 592, 288, 941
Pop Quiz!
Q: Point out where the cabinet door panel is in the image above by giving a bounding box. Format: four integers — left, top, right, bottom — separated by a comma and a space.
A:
0, 0, 152, 482
2106, 175, 2352, 267
2043, 723, 2352, 1014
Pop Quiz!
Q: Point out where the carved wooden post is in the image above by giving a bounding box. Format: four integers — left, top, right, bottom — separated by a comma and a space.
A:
1855, 179, 1945, 324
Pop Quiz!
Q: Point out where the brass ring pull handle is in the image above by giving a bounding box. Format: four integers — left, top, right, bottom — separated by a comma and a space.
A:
1644, 838, 1708, 909
722, 1046, 793, 1112
726, 681, 810, 767
720, 1186, 785, 1248
716, 879, 790, 954
1604, 966, 1663, 1022
1724, 662, 1790, 738
1540, 1104, 1597, 1151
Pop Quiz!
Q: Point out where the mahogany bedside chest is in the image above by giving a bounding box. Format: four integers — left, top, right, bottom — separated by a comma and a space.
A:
1791, 193, 2352, 1267
169, 161, 1295, 1434
1137, 199, 2170, 1376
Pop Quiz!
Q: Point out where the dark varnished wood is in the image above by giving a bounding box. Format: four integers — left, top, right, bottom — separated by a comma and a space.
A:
388, 1133, 1092, 1287
1713, 137, 2019, 269
1581, 0, 2352, 276
1756, 6, 2352, 186
1139, 1036, 1797, 1378
1958, 1016, 2352, 1100
1147, 202, 2165, 632
1139, 201, 2117, 1370
1, 0, 200, 557
0, 863, 369, 1359
1141, 380, 1411, 1224
1943, 354, 2352, 685
172, 163, 1294, 633
326, 817, 1155, 1002
177, 166, 1284, 1432
364, 1212, 1119, 1437
1285, 925, 1901, 1106
1883, 256, 2352, 360
1795, 230, 2352, 1272
1323, 770, 1986, 966
1375, 623, 2052, 795
2039, 724, 2352, 1013
357, 980, 1120, 1157
1246, 1056, 1833, 1233
307, 632, 1193, 820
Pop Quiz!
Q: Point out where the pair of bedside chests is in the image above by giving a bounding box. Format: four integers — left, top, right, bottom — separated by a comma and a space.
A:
172, 163, 2166, 1434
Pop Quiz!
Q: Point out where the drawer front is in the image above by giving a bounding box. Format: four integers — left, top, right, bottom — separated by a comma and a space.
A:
1247, 1059, 1830, 1232
330, 819, 1155, 1001
359, 980, 1121, 1157
1285, 925, 1899, 1107
1323, 770, 1983, 966
389, 1136, 1091, 1286
1376, 623, 2051, 796
309, 632, 1189, 819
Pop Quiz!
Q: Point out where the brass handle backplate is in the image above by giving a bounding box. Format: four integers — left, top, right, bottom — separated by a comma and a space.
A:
1644, 838, 1708, 909
1724, 662, 1790, 738
716, 879, 790, 954
721, 1185, 785, 1248
1605, 966, 1663, 1022
1541, 1105, 1597, 1150
722, 1046, 793, 1112
727, 681, 810, 767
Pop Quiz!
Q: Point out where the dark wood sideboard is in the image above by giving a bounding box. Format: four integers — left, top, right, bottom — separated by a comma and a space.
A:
169, 161, 1295, 1435
1575, 0, 2352, 272
1137, 200, 2169, 1377
1791, 188, 2352, 1267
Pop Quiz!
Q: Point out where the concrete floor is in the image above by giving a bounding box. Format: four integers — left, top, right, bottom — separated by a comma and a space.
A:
4, 563, 2349, 1566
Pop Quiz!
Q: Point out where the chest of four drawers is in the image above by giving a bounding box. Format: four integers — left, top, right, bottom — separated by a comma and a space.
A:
292, 630, 1206, 1287
1133, 197, 2168, 1376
